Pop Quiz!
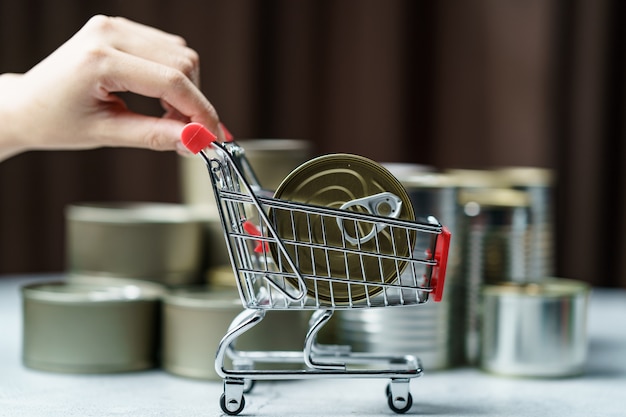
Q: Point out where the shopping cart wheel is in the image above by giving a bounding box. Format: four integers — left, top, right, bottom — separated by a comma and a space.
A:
386, 381, 413, 414
221, 379, 246, 415
220, 393, 246, 416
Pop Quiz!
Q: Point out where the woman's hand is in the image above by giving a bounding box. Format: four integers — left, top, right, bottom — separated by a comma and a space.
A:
0, 15, 222, 161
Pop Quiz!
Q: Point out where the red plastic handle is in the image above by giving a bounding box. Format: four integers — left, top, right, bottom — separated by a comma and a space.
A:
242, 220, 270, 254
180, 122, 217, 154
431, 226, 451, 302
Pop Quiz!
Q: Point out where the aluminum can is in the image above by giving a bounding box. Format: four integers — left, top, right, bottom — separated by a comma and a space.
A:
496, 167, 555, 280
66, 203, 205, 286
271, 153, 415, 304
481, 279, 590, 377
337, 173, 462, 370
22, 279, 163, 373
179, 139, 313, 207
162, 286, 310, 380
458, 188, 531, 364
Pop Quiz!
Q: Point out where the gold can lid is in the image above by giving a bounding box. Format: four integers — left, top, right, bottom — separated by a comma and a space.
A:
163, 286, 242, 309
458, 188, 530, 208
22, 279, 164, 304
495, 166, 555, 187
482, 278, 590, 298
399, 172, 461, 189
445, 168, 505, 188
66, 202, 203, 224
272, 154, 415, 304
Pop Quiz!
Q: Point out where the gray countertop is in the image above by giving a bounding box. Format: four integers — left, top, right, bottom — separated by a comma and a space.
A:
1, 275, 625, 416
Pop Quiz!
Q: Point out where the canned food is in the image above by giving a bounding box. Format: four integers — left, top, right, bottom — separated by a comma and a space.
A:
496, 167, 556, 279
271, 154, 415, 304
180, 139, 313, 207
458, 187, 531, 365
338, 302, 451, 370
162, 286, 310, 379
337, 172, 463, 370
236, 139, 314, 190
458, 188, 531, 284
22, 279, 164, 373
446, 168, 504, 189
66, 203, 205, 286
481, 279, 590, 377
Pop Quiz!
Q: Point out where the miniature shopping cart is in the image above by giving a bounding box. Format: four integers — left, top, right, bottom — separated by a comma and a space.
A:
185, 128, 450, 415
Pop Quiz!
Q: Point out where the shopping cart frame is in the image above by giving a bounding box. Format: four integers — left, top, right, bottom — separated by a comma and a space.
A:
196, 141, 451, 415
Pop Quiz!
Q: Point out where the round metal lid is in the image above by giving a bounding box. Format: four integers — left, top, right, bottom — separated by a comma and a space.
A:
482, 278, 590, 298
22, 280, 164, 304
163, 286, 242, 309
271, 153, 416, 304
66, 203, 203, 224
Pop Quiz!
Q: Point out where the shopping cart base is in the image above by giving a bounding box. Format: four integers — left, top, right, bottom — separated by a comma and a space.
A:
220, 376, 418, 415
216, 309, 423, 414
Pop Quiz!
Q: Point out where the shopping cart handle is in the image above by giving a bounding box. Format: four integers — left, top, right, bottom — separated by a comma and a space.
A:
432, 226, 451, 302
181, 122, 217, 154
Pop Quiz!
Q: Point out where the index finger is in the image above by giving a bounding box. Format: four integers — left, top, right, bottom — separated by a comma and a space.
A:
95, 48, 220, 135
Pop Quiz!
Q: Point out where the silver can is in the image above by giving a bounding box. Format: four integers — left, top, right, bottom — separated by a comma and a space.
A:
497, 167, 556, 280
22, 279, 164, 373
162, 286, 310, 380
481, 279, 590, 377
458, 187, 531, 365
66, 203, 205, 286
337, 172, 462, 370
180, 139, 313, 207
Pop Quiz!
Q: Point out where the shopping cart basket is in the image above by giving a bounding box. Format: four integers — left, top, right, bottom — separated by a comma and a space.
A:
181, 124, 451, 415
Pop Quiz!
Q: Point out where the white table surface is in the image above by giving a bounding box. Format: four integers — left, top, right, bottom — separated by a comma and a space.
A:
1, 274, 625, 416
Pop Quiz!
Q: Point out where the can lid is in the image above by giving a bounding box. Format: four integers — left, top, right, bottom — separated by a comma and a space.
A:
495, 166, 555, 187
399, 172, 461, 189
163, 286, 242, 309
445, 168, 505, 188
66, 203, 203, 224
236, 139, 312, 153
22, 279, 164, 304
482, 278, 590, 298
458, 188, 530, 208
272, 153, 416, 304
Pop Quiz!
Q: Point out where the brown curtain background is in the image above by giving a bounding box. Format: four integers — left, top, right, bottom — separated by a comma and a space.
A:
0, 1, 624, 288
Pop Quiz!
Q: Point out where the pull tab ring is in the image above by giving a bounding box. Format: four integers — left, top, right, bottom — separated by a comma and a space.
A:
337, 192, 403, 245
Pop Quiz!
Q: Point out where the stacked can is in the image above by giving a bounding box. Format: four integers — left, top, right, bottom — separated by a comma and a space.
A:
22, 278, 164, 373
496, 167, 555, 280
65, 203, 206, 286
338, 172, 462, 370
457, 186, 531, 364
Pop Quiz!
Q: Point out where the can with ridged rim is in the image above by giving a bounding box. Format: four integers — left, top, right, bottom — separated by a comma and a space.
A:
66, 202, 205, 286
337, 172, 462, 370
496, 167, 556, 280
481, 279, 590, 377
22, 278, 164, 373
458, 187, 531, 365
162, 286, 310, 380
271, 153, 416, 304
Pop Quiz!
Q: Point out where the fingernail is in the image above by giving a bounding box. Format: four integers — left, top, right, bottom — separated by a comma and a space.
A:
219, 123, 234, 142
